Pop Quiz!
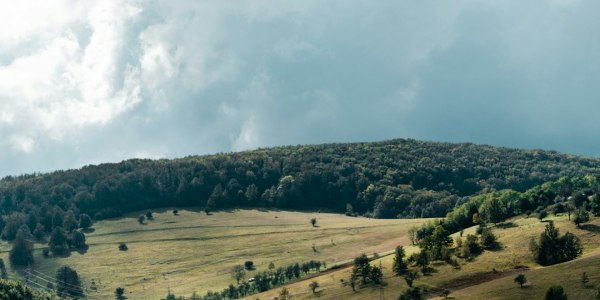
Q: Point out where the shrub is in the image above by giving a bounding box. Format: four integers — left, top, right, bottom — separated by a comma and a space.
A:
244, 261, 254, 270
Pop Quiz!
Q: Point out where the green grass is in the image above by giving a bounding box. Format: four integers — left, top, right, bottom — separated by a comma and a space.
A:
251, 214, 600, 300
0, 209, 427, 299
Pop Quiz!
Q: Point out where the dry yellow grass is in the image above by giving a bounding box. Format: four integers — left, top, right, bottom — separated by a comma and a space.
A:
251, 214, 600, 300
0, 209, 426, 299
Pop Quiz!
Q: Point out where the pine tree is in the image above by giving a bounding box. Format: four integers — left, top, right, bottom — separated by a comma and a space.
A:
393, 246, 408, 276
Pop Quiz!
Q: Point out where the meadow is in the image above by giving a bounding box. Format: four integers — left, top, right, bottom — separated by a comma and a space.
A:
1, 209, 426, 299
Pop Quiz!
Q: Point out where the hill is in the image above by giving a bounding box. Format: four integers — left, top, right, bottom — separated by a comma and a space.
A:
2, 139, 600, 225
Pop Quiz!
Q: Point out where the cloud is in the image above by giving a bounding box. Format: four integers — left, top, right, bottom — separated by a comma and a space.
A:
1, 0, 600, 176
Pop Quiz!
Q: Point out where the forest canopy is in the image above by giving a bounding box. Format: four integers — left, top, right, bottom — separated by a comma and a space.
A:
1, 139, 600, 225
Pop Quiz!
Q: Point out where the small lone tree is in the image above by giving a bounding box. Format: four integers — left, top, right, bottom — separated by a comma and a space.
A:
408, 226, 418, 245
145, 211, 154, 220
545, 285, 567, 300
582, 272, 590, 288
514, 274, 527, 288
310, 218, 317, 227
441, 289, 451, 299
232, 265, 246, 284
244, 261, 254, 270
172, 210, 179, 216
115, 287, 126, 300
268, 261, 275, 270
118, 243, 128, 251
138, 215, 145, 225
56, 266, 83, 298
309, 281, 319, 294
538, 210, 548, 221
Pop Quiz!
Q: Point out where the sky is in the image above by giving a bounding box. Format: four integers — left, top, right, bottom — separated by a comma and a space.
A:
1, 0, 600, 177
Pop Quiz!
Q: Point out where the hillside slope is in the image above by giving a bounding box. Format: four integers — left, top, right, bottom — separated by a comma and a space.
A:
2, 139, 600, 223
249, 214, 600, 300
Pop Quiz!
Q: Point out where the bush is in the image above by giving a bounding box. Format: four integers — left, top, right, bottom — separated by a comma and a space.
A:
118, 243, 128, 251
244, 261, 254, 270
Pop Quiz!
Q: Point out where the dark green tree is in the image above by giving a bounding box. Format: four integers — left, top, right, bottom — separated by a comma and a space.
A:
544, 285, 567, 300
393, 246, 408, 276
9, 225, 34, 267
56, 266, 83, 298
399, 287, 425, 300
49, 226, 68, 256
115, 287, 126, 300
514, 274, 527, 287
573, 209, 590, 228
351, 254, 371, 284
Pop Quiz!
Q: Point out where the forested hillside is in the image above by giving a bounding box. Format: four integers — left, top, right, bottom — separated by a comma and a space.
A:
1, 139, 600, 226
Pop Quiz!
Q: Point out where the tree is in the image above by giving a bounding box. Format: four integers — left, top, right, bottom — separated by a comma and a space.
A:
9, 225, 34, 267
351, 254, 371, 284
309, 281, 319, 294
404, 269, 419, 287
369, 266, 383, 284
118, 243, 128, 251
145, 211, 154, 220
79, 214, 93, 229
0, 259, 7, 279
393, 246, 408, 276
399, 287, 424, 300
408, 226, 418, 245
138, 215, 145, 225
279, 287, 290, 300
514, 274, 527, 287
544, 285, 567, 300
63, 210, 79, 232
441, 289, 450, 299
310, 218, 317, 227
480, 228, 499, 250
232, 265, 246, 284
582, 272, 590, 288
56, 266, 83, 298
539, 210, 548, 221
573, 208, 590, 227
70, 230, 87, 249
115, 287, 127, 300
345, 203, 354, 216
244, 261, 254, 270
530, 221, 582, 265
268, 261, 275, 270
49, 227, 68, 255
480, 197, 507, 224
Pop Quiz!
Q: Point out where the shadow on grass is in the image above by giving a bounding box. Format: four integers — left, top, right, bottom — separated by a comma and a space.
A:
580, 224, 600, 233
496, 222, 516, 229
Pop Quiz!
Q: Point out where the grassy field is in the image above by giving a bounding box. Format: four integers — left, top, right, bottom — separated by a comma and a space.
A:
0, 209, 426, 299
250, 214, 600, 300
